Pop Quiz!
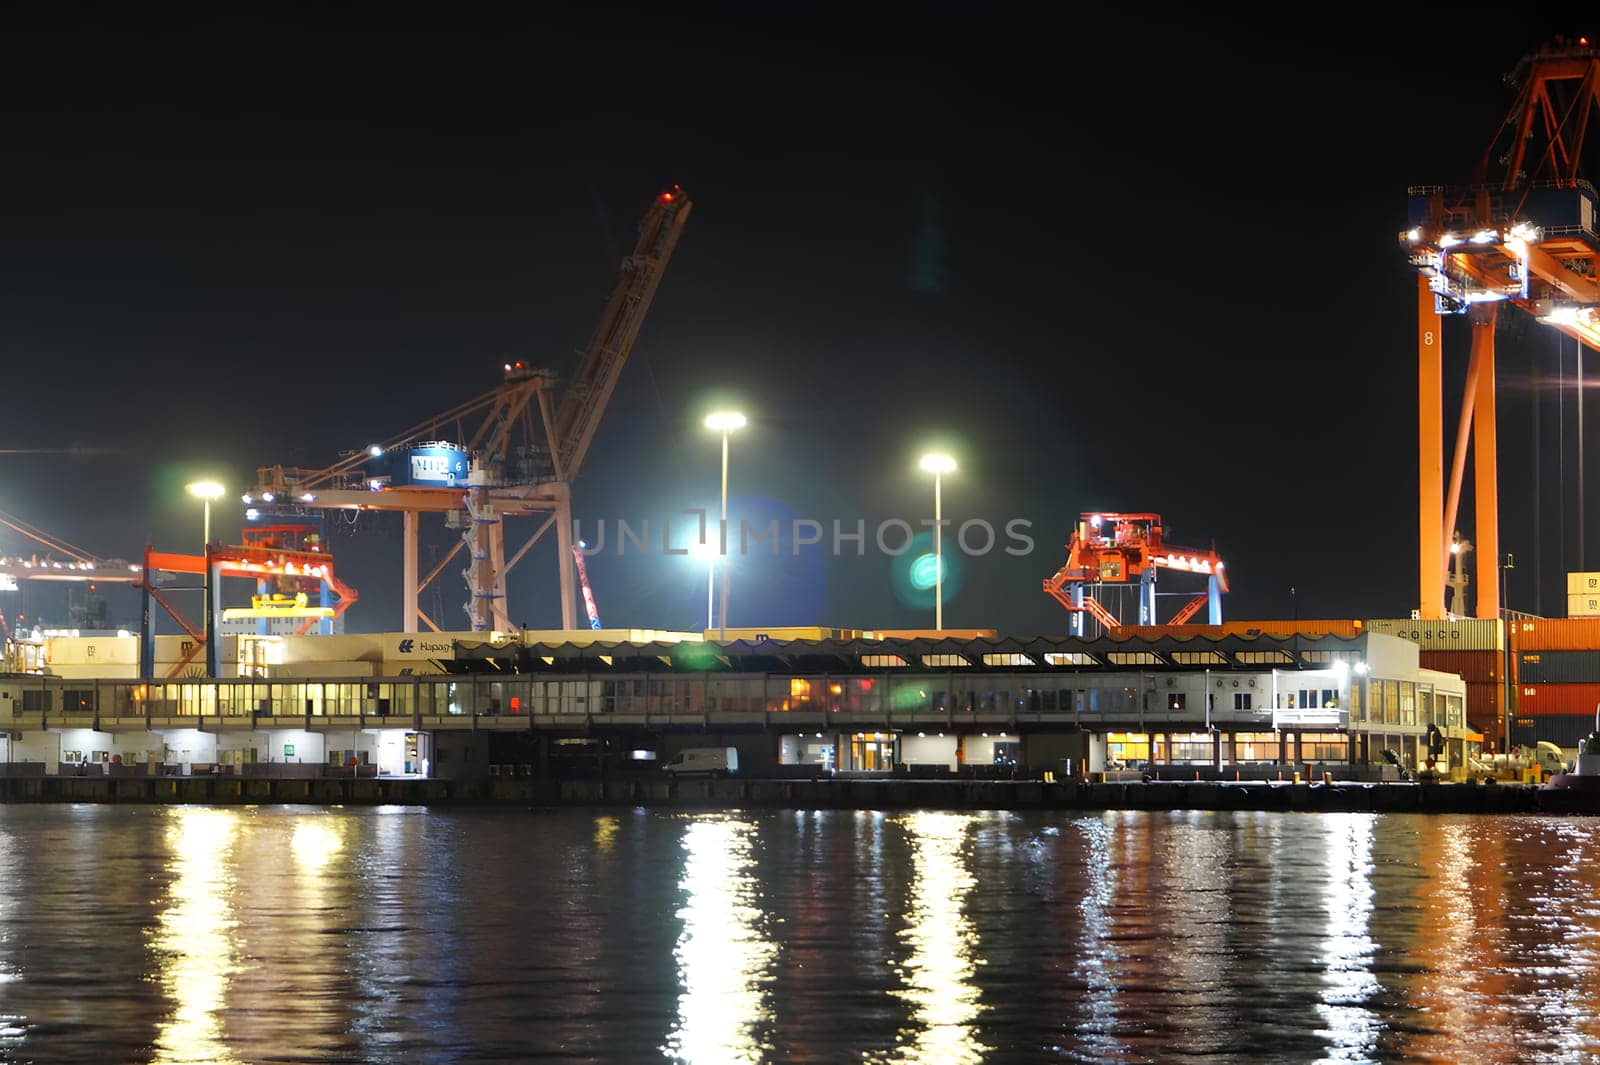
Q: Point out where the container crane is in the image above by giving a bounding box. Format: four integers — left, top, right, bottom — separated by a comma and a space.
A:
0, 507, 142, 589
252, 186, 691, 632
1405, 36, 1600, 618
1042, 512, 1228, 636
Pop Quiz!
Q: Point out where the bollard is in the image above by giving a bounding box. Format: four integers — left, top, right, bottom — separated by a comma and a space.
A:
1292, 772, 1302, 784
1234, 769, 1241, 782
1195, 771, 1201, 782
1322, 771, 1332, 785
1277, 770, 1284, 782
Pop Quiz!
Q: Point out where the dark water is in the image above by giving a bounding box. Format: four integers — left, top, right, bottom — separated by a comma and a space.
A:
0, 807, 1595, 1063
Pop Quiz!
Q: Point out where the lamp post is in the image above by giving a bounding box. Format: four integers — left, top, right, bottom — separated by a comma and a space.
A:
186, 481, 225, 677
918, 453, 957, 631
704, 411, 746, 641
689, 540, 715, 632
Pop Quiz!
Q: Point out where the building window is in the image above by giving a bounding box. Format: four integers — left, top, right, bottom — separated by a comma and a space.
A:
1350, 681, 1363, 722
1301, 732, 1349, 763
1320, 689, 1338, 709
980, 653, 1032, 667
1399, 682, 1416, 726
861, 655, 907, 668
1106, 732, 1148, 766
1168, 732, 1212, 762
1234, 692, 1253, 711
924, 654, 970, 668
1232, 731, 1279, 762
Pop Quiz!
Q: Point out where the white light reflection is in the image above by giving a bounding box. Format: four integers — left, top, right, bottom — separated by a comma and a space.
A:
662, 816, 775, 1063
880, 811, 987, 1064
1069, 813, 1126, 1061
290, 818, 345, 872
1315, 813, 1380, 1061
152, 808, 242, 1064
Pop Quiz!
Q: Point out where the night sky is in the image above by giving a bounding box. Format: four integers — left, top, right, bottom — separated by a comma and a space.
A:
0, 13, 1590, 635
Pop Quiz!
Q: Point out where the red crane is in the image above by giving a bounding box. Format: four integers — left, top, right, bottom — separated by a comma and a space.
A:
1405, 36, 1600, 617
1042, 512, 1229, 636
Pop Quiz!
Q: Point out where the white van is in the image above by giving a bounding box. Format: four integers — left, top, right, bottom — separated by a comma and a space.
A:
663, 747, 739, 776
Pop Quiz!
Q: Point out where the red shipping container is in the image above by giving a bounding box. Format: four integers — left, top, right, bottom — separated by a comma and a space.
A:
1466, 681, 1505, 735
1510, 618, 1600, 652
1513, 683, 1600, 715
1419, 650, 1501, 684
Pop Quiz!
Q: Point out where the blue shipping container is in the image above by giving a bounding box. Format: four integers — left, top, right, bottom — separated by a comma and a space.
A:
1510, 714, 1594, 751
1516, 650, 1600, 684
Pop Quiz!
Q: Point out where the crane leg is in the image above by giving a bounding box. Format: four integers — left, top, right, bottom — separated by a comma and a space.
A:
1140, 569, 1157, 625
556, 492, 577, 631
402, 511, 419, 634
489, 519, 512, 632
1418, 277, 1446, 618
1069, 583, 1085, 637
1208, 574, 1223, 624
1473, 306, 1500, 618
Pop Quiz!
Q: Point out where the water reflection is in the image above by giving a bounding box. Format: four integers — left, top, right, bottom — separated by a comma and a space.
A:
882, 811, 986, 1064
594, 815, 621, 852
291, 816, 346, 872
151, 808, 241, 1065
662, 815, 775, 1063
1315, 814, 1379, 1061
1071, 815, 1125, 1061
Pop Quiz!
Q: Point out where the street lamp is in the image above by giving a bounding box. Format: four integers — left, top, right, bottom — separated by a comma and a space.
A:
704, 411, 746, 641
185, 480, 225, 678
186, 480, 225, 545
917, 452, 957, 631
689, 540, 716, 632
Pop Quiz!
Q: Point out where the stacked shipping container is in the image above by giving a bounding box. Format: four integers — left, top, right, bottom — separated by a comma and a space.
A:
1510, 618, 1600, 749
1364, 618, 1505, 739
1569, 572, 1600, 619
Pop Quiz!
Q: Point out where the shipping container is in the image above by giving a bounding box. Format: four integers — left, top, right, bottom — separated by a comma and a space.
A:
1115, 620, 1364, 639
1509, 618, 1600, 651
1510, 714, 1594, 751
1568, 572, 1600, 596
1516, 684, 1600, 716
1465, 680, 1504, 734
1515, 651, 1600, 685
1364, 618, 1503, 651
1418, 649, 1502, 683
1570, 594, 1600, 618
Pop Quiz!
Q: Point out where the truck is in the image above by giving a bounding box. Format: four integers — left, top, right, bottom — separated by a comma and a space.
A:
662, 747, 739, 777
1467, 741, 1568, 784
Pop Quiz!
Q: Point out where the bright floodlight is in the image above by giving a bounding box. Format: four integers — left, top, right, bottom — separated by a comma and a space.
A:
688, 540, 718, 560
918, 452, 956, 475
186, 480, 225, 501
705, 411, 747, 432
368, 444, 384, 457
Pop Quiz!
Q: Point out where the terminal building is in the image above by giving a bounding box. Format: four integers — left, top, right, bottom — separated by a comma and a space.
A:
0, 628, 1476, 781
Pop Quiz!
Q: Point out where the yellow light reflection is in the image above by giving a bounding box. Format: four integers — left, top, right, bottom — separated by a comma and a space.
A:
881, 811, 986, 1064
662, 816, 774, 1063
594, 815, 620, 853
290, 818, 346, 872
151, 808, 242, 1065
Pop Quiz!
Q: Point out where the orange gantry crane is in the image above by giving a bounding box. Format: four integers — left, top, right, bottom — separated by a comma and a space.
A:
1042, 512, 1228, 636
252, 186, 691, 633
1405, 36, 1600, 618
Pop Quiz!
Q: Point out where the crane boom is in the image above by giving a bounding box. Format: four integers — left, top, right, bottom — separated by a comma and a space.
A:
251, 186, 692, 633
555, 186, 692, 481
